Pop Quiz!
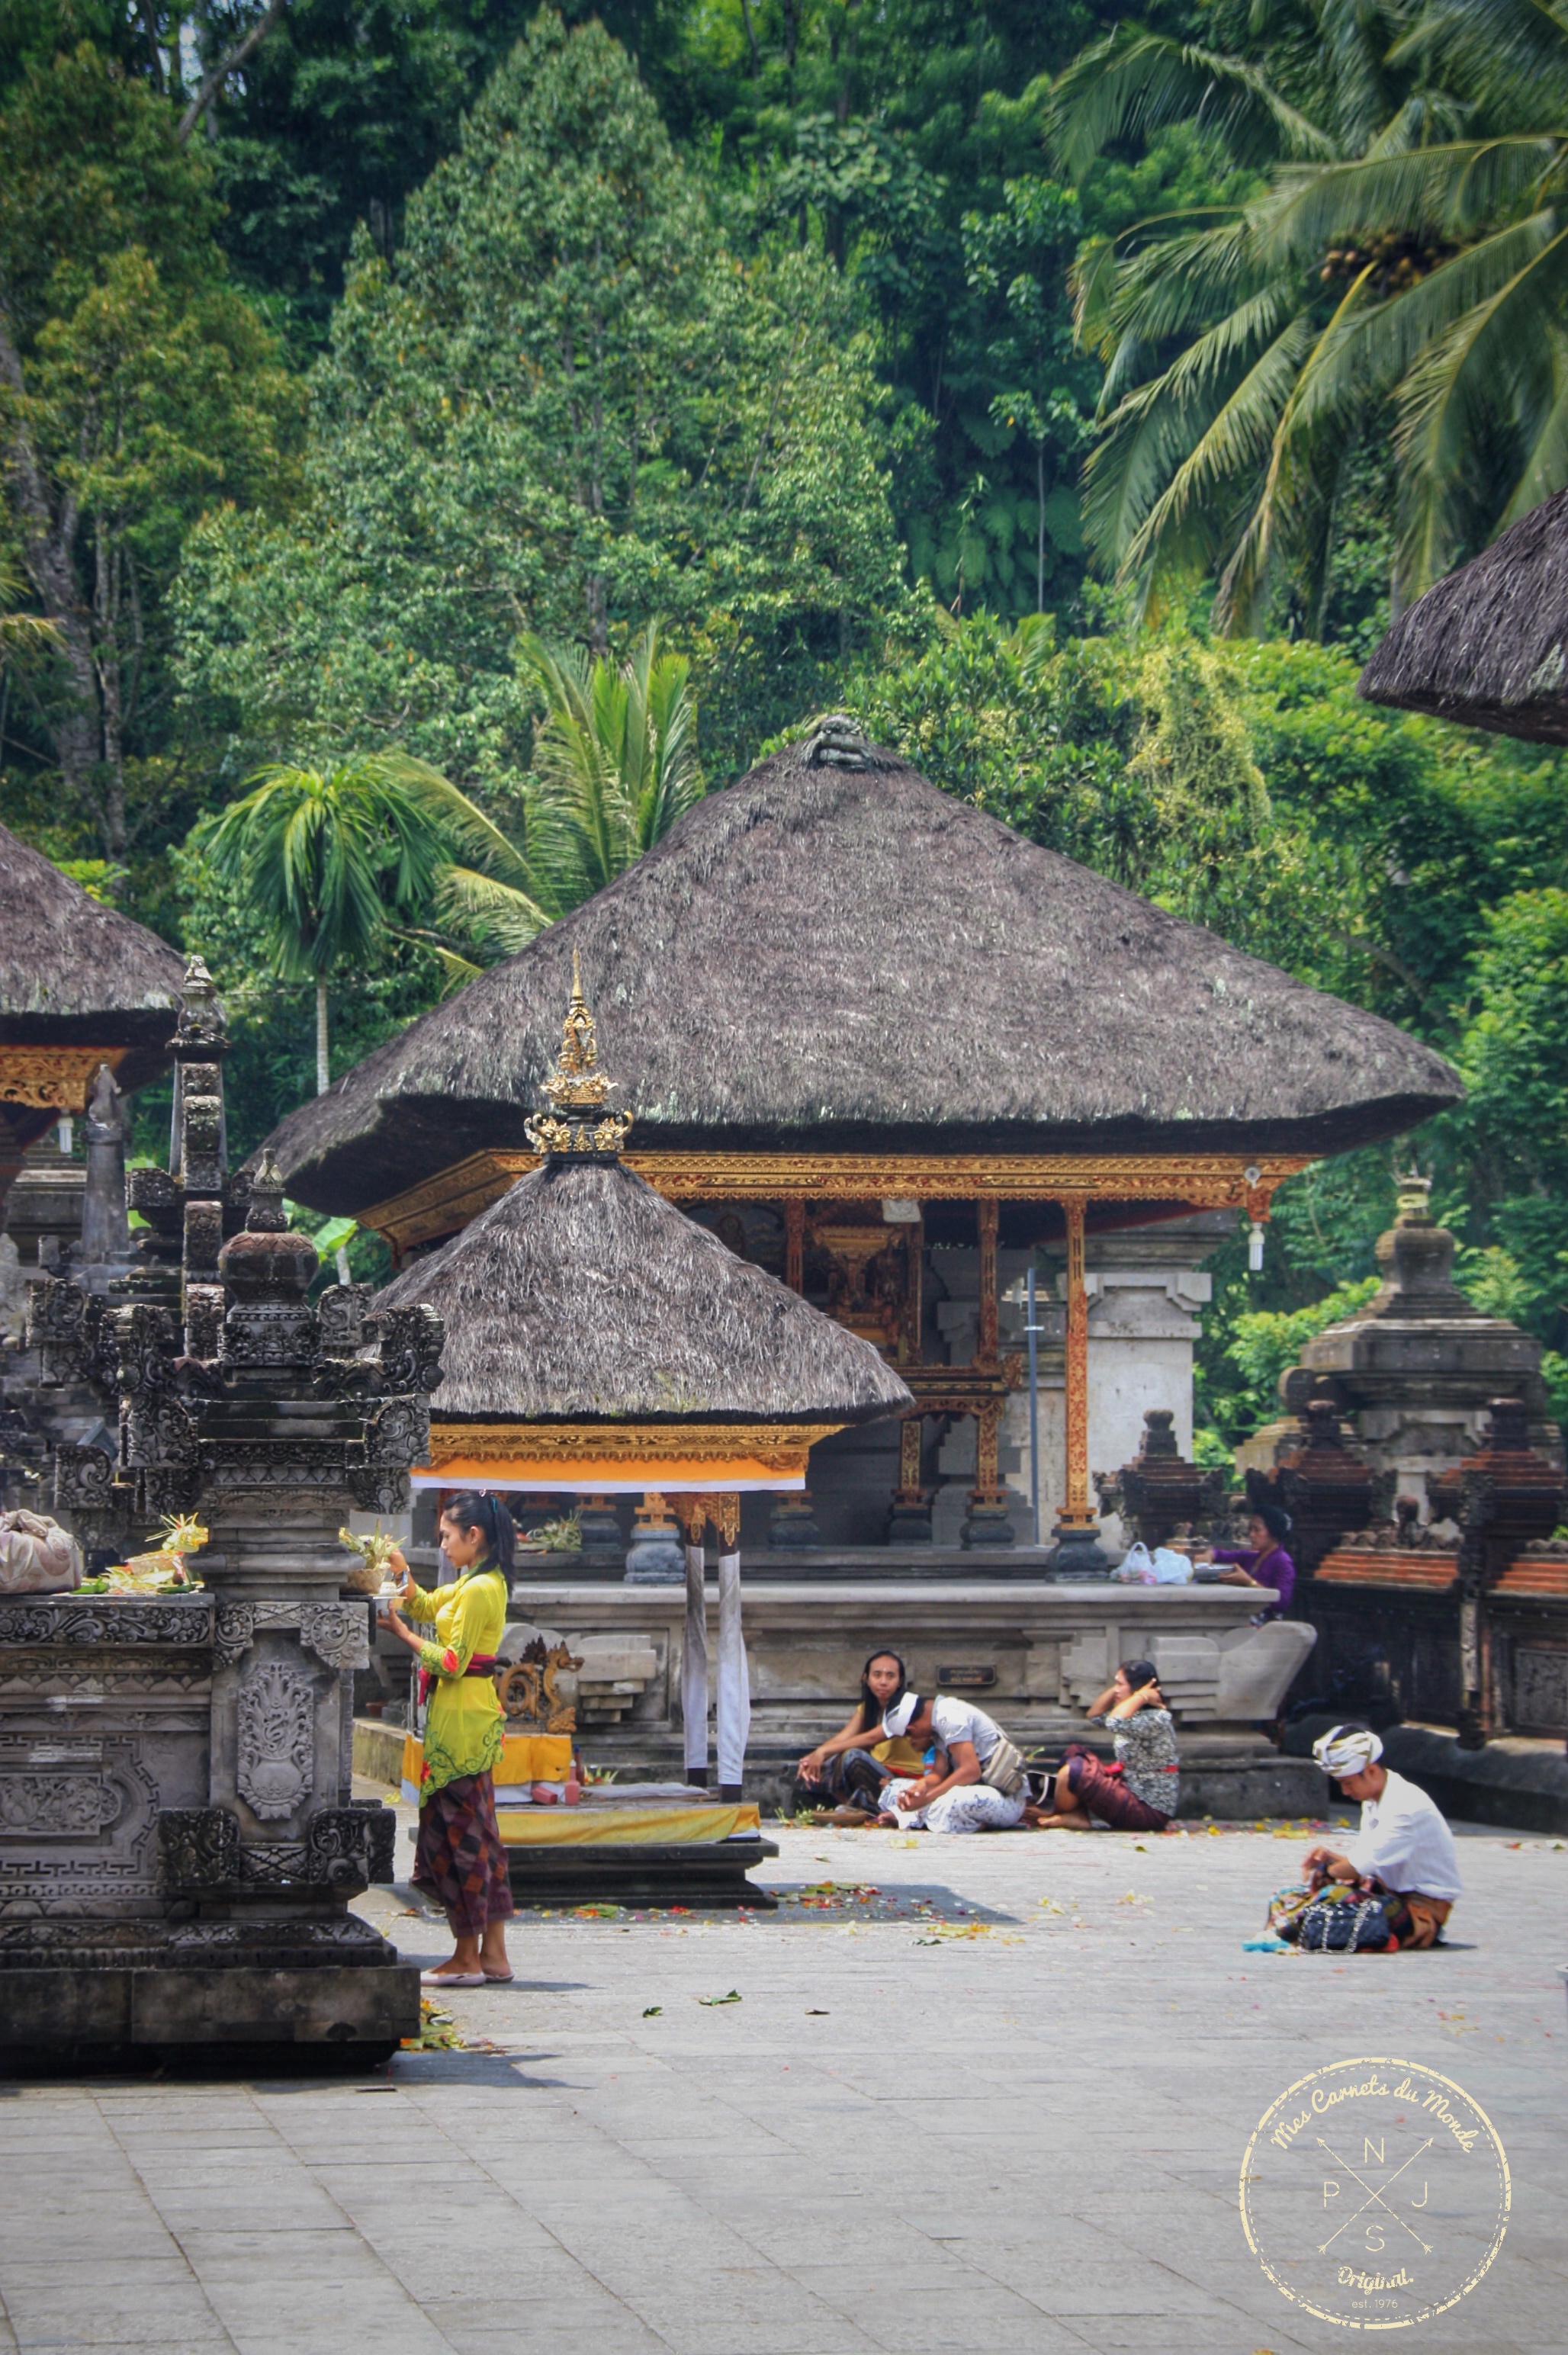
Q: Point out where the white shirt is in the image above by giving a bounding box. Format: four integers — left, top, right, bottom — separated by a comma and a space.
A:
1346, 1769, 1463, 1902
929, 1695, 1005, 1765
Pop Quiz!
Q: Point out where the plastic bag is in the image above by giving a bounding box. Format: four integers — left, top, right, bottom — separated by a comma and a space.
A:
0, 1510, 82, 1596
1112, 1542, 1154, 1584
1150, 1547, 1194, 1585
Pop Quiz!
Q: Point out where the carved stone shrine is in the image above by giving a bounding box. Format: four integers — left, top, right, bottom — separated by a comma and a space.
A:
0, 964, 443, 2057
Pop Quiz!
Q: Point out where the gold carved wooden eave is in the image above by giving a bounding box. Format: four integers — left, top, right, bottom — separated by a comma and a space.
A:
413, 1418, 847, 1495
0, 1045, 128, 1113
363, 1147, 1313, 1257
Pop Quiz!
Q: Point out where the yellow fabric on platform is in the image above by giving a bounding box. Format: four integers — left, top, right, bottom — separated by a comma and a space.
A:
403, 1731, 572, 1791
497, 1803, 760, 1847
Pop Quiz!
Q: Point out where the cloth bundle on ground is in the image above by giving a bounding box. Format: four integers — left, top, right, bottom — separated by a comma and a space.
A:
0, 1510, 82, 1595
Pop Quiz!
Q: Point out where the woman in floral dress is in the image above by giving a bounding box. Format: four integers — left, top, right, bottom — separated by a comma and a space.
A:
1028, 1660, 1179, 1832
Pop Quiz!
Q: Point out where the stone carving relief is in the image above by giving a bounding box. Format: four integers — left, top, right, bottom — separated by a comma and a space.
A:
158, 1807, 241, 1888
298, 1603, 369, 1674
214, 1602, 258, 1671
236, 1657, 314, 1820
0, 1773, 121, 1839
0, 1599, 211, 1648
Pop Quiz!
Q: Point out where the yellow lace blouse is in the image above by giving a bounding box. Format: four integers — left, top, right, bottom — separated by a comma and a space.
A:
405, 1562, 508, 1797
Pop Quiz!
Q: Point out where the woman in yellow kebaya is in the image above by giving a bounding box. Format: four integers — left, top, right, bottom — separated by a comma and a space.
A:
381, 1491, 514, 1986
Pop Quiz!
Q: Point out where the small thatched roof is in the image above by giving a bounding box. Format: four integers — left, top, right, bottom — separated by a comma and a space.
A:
374, 1155, 914, 1424
268, 721, 1460, 1216
0, 822, 187, 1088
1359, 488, 1568, 741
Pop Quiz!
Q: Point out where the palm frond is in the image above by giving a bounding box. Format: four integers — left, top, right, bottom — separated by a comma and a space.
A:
1394, 219, 1568, 589
1261, 141, 1563, 262
1390, 0, 1568, 129
1046, 24, 1335, 182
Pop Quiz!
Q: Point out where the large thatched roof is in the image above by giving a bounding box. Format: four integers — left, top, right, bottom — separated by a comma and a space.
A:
375, 1155, 914, 1424
1358, 487, 1568, 742
268, 723, 1460, 1216
0, 821, 186, 1088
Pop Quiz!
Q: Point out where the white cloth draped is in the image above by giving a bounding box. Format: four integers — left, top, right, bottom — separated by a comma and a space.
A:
715, 1549, 750, 1791
682, 1543, 708, 1779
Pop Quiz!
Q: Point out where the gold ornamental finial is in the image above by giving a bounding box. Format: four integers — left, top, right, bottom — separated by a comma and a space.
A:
525, 953, 633, 1160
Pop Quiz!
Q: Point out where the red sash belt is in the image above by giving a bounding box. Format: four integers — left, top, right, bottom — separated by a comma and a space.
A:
419, 1653, 499, 1707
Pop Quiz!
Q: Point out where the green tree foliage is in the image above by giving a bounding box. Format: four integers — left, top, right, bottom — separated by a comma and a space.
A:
0, 40, 300, 881
173, 12, 914, 786
192, 756, 446, 1092
851, 609, 1568, 1437
394, 622, 705, 974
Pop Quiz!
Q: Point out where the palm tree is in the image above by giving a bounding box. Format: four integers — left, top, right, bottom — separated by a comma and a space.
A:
393, 622, 704, 978
1050, 2, 1568, 628
194, 757, 446, 1094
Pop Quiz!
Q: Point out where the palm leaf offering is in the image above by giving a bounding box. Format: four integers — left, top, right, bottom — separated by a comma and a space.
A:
337, 1525, 403, 1593
104, 1515, 210, 1592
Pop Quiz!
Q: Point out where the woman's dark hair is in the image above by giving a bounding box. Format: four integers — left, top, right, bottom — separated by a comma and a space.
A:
441, 1489, 516, 1576
1121, 1658, 1160, 1692
856, 1649, 908, 1732
1252, 1499, 1293, 1543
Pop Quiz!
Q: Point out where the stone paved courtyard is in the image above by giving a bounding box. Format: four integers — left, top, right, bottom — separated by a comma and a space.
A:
3, 1817, 1563, 2355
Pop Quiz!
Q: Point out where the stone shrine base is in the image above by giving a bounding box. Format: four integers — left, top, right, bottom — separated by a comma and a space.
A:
0, 1955, 419, 2065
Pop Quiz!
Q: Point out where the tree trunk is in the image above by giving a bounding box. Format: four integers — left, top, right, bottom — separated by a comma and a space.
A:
0, 297, 120, 858
1036, 441, 1046, 615
316, 978, 330, 1097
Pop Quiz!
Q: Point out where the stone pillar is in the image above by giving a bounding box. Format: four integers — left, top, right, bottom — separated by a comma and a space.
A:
784, 1197, 805, 1293
1043, 1200, 1110, 1576
78, 1064, 131, 1282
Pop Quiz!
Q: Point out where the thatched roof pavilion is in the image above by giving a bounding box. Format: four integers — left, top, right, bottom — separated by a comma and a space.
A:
376, 961, 912, 1496
264, 715, 1460, 1557
380, 965, 911, 1796
0, 820, 187, 1181
267, 718, 1460, 1226
1358, 487, 1568, 742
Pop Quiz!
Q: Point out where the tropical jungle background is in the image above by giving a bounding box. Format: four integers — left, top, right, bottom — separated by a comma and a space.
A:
2, 0, 1566, 1451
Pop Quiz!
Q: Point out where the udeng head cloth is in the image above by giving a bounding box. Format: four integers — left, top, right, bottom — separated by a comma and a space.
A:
1313, 1724, 1383, 1780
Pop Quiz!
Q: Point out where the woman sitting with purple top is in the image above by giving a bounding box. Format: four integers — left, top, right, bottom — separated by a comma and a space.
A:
1191, 1499, 1296, 1618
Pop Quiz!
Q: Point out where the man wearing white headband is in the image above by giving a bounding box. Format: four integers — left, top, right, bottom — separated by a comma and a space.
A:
873, 1691, 1029, 1833
1276, 1724, 1462, 1949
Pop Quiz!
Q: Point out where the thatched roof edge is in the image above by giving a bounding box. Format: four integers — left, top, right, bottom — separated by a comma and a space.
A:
374, 1155, 914, 1425
1358, 487, 1568, 742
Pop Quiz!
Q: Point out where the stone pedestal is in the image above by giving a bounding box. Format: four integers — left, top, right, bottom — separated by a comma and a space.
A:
625, 1496, 684, 1584
1095, 1408, 1228, 1550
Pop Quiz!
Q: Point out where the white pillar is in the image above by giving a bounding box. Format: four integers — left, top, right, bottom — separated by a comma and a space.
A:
682, 1542, 708, 1787
715, 1549, 750, 1798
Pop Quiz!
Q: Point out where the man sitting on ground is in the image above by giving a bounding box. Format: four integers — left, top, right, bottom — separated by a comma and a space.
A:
1270, 1724, 1462, 1950
873, 1691, 1029, 1833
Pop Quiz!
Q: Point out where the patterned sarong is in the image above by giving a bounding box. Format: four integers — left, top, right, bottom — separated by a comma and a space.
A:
413, 1771, 515, 1936
1063, 1744, 1171, 1833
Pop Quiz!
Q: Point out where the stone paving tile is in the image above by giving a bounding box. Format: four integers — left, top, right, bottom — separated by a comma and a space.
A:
5, 1824, 1563, 2351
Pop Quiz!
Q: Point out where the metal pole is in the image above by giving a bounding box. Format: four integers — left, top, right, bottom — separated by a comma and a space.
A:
1026, 1264, 1041, 1547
